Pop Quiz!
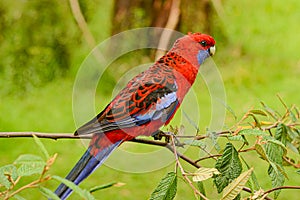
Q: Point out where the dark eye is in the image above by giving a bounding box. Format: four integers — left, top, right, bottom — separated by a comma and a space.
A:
200, 40, 207, 47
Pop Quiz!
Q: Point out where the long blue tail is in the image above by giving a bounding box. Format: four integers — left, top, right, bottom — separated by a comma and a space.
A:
54, 141, 121, 199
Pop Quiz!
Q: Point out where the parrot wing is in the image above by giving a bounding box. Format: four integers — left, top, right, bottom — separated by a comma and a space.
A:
75, 64, 179, 136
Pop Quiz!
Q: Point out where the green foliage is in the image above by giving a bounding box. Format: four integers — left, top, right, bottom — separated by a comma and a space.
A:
52, 176, 95, 200
0, 165, 18, 189
221, 168, 253, 200
89, 182, 125, 193
14, 154, 45, 176
150, 172, 177, 200
213, 143, 242, 194
0, 1, 79, 93
197, 181, 206, 200
0, 137, 102, 200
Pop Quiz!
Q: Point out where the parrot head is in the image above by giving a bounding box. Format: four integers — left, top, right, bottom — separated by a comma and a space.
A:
187, 32, 216, 65
170, 32, 216, 66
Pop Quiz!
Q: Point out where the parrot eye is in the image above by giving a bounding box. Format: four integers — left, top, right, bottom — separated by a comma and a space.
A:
200, 40, 207, 47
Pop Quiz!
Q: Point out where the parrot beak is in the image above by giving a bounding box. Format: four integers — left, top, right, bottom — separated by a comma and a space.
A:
209, 46, 216, 56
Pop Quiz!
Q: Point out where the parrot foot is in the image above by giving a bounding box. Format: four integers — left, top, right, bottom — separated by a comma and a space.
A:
151, 130, 184, 147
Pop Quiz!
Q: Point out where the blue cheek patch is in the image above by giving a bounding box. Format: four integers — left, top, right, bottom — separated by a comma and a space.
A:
197, 50, 209, 65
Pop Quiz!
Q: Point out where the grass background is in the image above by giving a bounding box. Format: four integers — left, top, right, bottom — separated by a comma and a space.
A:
1, 0, 300, 199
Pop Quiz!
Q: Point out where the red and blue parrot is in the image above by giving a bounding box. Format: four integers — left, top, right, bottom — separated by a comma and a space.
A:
55, 32, 216, 199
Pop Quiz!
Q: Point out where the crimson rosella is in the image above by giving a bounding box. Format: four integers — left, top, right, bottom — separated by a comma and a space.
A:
55, 32, 216, 199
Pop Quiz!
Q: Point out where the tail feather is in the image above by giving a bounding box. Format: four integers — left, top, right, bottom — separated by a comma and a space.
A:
54, 140, 122, 199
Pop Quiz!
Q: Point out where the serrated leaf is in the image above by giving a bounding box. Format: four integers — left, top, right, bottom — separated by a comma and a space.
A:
39, 186, 60, 200
52, 176, 95, 200
255, 144, 269, 161
192, 167, 220, 182
183, 139, 206, 148
296, 169, 300, 175
150, 172, 177, 200
268, 165, 285, 199
197, 181, 206, 200
0, 164, 18, 189
33, 135, 49, 159
221, 168, 253, 200
249, 109, 268, 116
14, 154, 45, 164
264, 143, 283, 165
17, 162, 45, 176
238, 129, 266, 136
262, 136, 287, 156
213, 143, 243, 193
228, 135, 248, 145
275, 123, 287, 145
90, 182, 125, 193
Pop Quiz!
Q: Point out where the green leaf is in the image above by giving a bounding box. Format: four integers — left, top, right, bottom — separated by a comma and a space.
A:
183, 139, 206, 148
39, 186, 60, 200
223, 103, 237, 121
197, 182, 206, 200
296, 169, 300, 175
150, 172, 177, 200
262, 136, 287, 156
249, 109, 268, 116
228, 135, 249, 145
255, 144, 269, 161
261, 142, 286, 199
275, 123, 288, 145
14, 154, 45, 164
17, 162, 45, 176
90, 182, 125, 193
213, 143, 243, 193
221, 168, 253, 200
268, 165, 285, 199
33, 135, 50, 159
248, 113, 261, 128
192, 167, 220, 182
52, 175, 95, 200
14, 154, 46, 177
238, 129, 266, 136
0, 164, 18, 189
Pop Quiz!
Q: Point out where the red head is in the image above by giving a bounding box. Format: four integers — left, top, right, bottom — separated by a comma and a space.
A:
170, 32, 216, 67
187, 32, 216, 56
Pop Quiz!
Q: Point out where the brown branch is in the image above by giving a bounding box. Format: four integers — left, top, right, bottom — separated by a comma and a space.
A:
242, 187, 273, 200
0, 132, 201, 168
263, 185, 300, 197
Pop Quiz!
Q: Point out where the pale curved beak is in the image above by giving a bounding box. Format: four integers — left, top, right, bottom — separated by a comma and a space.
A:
209, 46, 216, 56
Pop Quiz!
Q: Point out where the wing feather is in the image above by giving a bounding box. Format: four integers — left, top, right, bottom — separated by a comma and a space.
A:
76, 63, 178, 136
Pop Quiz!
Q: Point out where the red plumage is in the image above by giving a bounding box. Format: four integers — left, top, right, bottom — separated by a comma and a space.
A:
55, 32, 216, 199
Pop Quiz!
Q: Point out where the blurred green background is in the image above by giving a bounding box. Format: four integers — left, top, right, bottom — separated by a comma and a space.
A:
0, 0, 299, 199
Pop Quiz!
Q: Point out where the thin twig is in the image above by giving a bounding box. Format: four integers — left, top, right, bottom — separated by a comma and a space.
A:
170, 135, 208, 200
263, 185, 300, 197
